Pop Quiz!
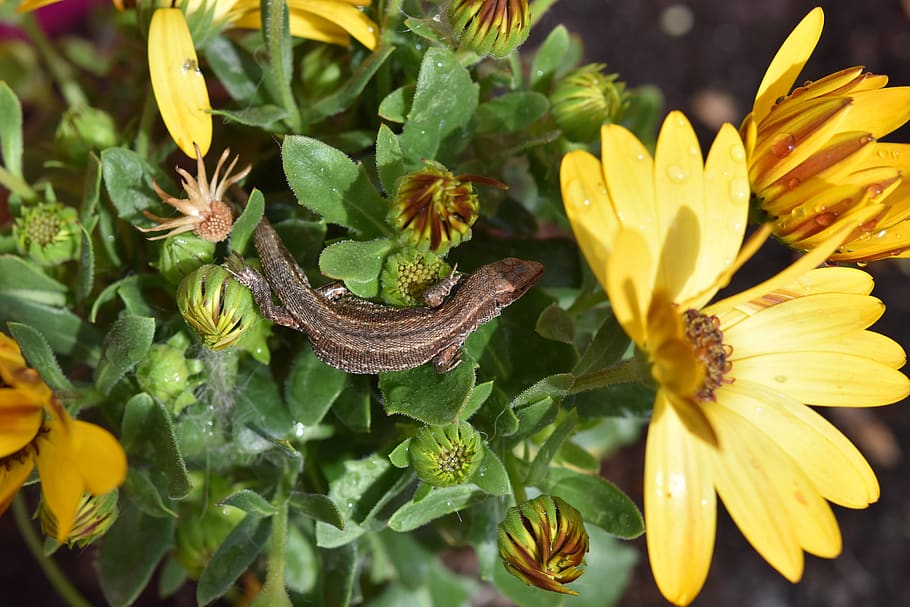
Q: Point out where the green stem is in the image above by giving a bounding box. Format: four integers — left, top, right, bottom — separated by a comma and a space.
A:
250, 495, 292, 607
134, 89, 157, 159
504, 453, 528, 504
569, 359, 640, 394
20, 15, 88, 108
265, 0, 302, 133
12, 495, 92, 607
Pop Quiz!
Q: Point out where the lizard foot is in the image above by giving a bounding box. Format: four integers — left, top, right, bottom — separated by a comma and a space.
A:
223, 253, 262, 288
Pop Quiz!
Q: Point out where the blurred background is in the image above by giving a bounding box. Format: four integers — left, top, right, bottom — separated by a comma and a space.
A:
2, 1, 910, 605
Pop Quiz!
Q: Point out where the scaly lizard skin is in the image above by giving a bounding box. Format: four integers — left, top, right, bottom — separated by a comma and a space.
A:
226, 219, 544, 374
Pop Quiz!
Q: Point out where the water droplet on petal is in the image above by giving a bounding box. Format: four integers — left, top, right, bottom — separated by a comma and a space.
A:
773, 375, 787, 384
688, 145, 699, 157
666, 164, 686, 183
729, 144, 745, 161
786, 177, 802, 190
866, 183, 884, 199
635, 153, 645, 161
728, 178, 750, 203
770, 133, 796, 158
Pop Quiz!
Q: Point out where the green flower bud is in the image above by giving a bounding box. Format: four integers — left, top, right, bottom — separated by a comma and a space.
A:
389, 162, 485, 255
449, 0, 531, 58
55, 105, 118, 163
498, 495, 589, 595
155, 232, 217, 285
550, 64, 629, 142
135, 337, 204, 415
38, 491, 119, 548
174, 473, 246, 578
379, 248, 451, 306
177, 264, 258, 351
410, 421, 484, 487
14, 202, 81, 266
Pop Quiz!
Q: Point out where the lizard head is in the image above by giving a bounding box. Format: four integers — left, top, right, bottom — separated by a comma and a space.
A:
487, 258, 544, 305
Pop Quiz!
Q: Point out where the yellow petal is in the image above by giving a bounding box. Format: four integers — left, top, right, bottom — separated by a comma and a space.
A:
732, 351, 910, 406
722, 380, 879, 507
652, 112, 705, 303
683, 123, 749, 309
837, 88, 910, 139
600, 123, 657, 248
16, 0, 62, 11
561, 150, 616, 290
290, 0, 379, 49
645, 394, 716, 606
0, 394, 43, 457
148, 8, 212, 158
753, 7, 824, 123
72, 421, 127, 495
724, 293, 884, 356
0, 454, 34, 515
605, 229, 652, 347
35, 426, 83, 542
816, 331, 906, 369
709, 401, 841, 574
781, 266, 874, 296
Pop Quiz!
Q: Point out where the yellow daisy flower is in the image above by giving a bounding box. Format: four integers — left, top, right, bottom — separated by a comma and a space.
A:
742, 7, 910, 262
561, 112, 910, 606
0, 334, 126, 544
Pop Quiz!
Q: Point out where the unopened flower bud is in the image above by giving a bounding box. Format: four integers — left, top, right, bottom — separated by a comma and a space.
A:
498, 495, 589, 595
410, 421, 484, 487
449, 0, 531, 58
55, 105, 118, 163
389, 162, 488, 255
38, 491, 119, 548
155, 233, 217, 285
550, 64, 629, 142
14, 202, 81, 266
379, 248, 451, 306
177, 265, 258, 351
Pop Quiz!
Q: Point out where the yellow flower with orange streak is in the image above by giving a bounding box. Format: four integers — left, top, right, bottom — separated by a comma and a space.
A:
742, 7, 910, 261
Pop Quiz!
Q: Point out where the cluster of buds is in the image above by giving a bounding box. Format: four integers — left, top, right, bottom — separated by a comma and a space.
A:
497, 495, 589, 595
379, 248, 452, 306
409, 421, 484, 487
13, 202, 81, 266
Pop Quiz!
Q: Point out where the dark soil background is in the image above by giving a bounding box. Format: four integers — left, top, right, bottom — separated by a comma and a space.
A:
3, 1, 910, 606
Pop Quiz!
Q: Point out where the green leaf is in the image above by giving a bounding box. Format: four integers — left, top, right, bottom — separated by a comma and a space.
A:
332, 375, 371, 432
557, 440, 600, 472
388, 438, 411, 468
124, 395, 191, 499
6, 322, 73, 392
530, 25, 570, 90
204, 35, 264, 102
94, 315, 155, 396
511, 373, 574, 409
572, 383, 655, 418
221, 489, 278, 517
0, 255, 66, 304
97, 502, 175, 607
321, 543, 357, 607
526, 409, 577, 485
233, 358, 294, 442
286, 346, 349, 425
574, 309, 632, 374
318, 238, 393, 297
282, 136, 391, 237
158, 556, 189, 599
306, 44, 395, 123
459, 380, 493, 421
540, 469, 643, 539
535, 303, 575, 345
123, 468, 177, 518
230, 188, 264, 255
377, 84, 414, 123
399, 47, 478, 169
512, 396, 558, 441
376, 123, 404, 196
289, 492, 344, 530
0, 81, 23, 177
388, 484, 487, 532
212, 105, 287, 128
101, 147, 166, 221
76, 225, 95, 303
380, 353, 476, 425
196, 516, 271, 606
475, 92, 549, 134
472, 445, 510, 496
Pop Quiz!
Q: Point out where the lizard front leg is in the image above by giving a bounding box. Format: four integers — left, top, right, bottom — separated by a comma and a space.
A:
431, 344, 463, 373
224, 255, 302, 329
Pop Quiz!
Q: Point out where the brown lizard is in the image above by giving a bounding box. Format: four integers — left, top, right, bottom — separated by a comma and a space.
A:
226, 218, 544, 374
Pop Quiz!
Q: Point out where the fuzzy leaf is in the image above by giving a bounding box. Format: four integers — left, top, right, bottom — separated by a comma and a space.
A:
196, 516, 271, 605
0, 81, 23, 177
94, 315, 155, 396
229, 188, 264, 255
475, 92, 549, 134
286, 346, 349, 425
318, 238, 393, 298
290, 492, 344, 530
221, 489, 278, 517
376, 123, 404, 196
388, 485, 487, 532
380, 353, 477, 425
6, 322, 73, 392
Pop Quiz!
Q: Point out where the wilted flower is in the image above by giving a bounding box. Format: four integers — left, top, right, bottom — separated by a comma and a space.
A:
38, 490, 119, 548
448, 0, 530, 58
550, 63, 628, 142
497, 495, 589, 595
177, 264, 259, 351
379, 248, 452, 306
561, 112, 909, 605
138, 144, 250, 243
410, 421, 483, 487
742, 7, 910, 261
389, 162, 492, 254
0, 334, 127, 543
14, 202, 81, 266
